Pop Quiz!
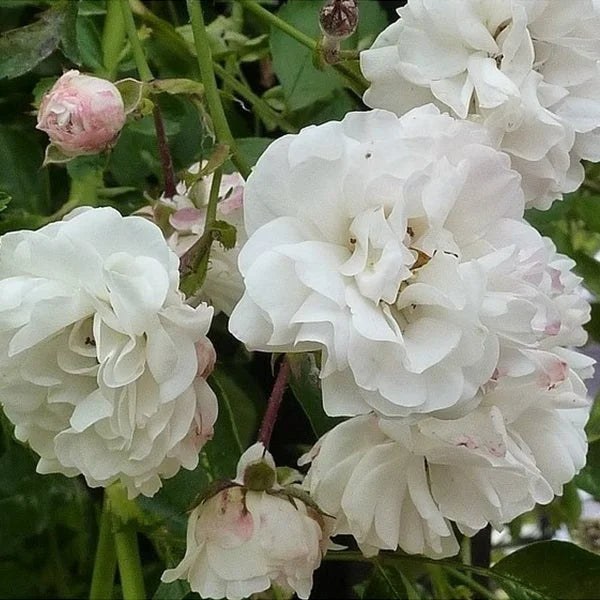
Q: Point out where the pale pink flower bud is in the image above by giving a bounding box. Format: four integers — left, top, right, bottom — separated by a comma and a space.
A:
37, 70, 126, 156
195, 337, 217, 379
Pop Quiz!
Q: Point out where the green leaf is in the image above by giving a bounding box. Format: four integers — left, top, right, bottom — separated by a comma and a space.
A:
150, 78, 204, 99
0, 122, 51, 215
492, 540, 600, 599
546, 481, 581, 529
211, 219, 237, 250
346, 0, 388, 51
76, 12, 103, 72
0, 191, 11, 213
31, 76, 58, 108
234, 137, 272, 169
356, 562, 411, 600
206, 365, 261, 477
152, 579, 191, 600
586, 391, 600, 443
288, 353, 342, 439
575, 440, 600, 498
116, 78, 145, 114
574, 195, 600, 233
270, 0, 344, 111
574, 251, 600, 297
42, 142, 73, 166
0, 1, 79, 80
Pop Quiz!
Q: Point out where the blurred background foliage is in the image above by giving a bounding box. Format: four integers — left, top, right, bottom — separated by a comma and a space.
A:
1, 1, 600, 599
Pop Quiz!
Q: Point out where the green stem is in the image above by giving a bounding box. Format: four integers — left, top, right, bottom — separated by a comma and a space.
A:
44, 169, 100, 224
186, 0, 250, 179
179, 167, 223, 296
102, 0, 127, 80
427, 565, 453, 600
206, 167, 223, 229
213, 62, 296, 134
237, 0, 368, 96
89, 496, 117, 600
113, 523, 145, 600
445, 567, 497, 600
119, 0, 153, 82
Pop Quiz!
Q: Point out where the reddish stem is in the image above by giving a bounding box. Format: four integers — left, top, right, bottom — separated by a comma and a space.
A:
258, 358, 291, 448
152, 105, 177, 199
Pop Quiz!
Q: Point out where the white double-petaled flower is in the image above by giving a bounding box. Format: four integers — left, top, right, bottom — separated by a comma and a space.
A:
0, 207, 217, 497
230, 106, 591, 419
360, 0, 600, 209
302, 353, 590, 558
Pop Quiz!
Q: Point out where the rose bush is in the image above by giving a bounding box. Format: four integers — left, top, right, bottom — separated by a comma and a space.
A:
0, 1, 599, 599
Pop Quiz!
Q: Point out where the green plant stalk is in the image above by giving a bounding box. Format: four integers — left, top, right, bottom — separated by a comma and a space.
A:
236, 0, 368, 97
186, 0, 250, 179
445, 567, 497, 600
89, 496, 116, 600
213, 62, 296, 134
427, 564, 453, 600
113, 523, 146, 600
102, 0, 127, 80
119, 0, 153, 82
44, 168, 100, 224
120, 0, 178, 197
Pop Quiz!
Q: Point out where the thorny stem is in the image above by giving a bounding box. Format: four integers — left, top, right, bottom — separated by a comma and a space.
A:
119, 0, 177, 200
186, 0, 250, 179
258, 358, 291, 448
237, 0, 368, 97
152, 106, 177, 198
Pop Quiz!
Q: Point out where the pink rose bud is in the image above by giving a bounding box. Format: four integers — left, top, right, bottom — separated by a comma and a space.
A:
195, 337, 217, 380
37, 70, 126, 156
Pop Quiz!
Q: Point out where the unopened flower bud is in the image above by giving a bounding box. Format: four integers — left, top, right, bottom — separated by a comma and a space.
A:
195, 337, 217, 379
37, 70, 126, 156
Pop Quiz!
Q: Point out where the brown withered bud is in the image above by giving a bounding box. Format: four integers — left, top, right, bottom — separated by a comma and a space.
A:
319, 0, 359, 64
319, 0, 359, 40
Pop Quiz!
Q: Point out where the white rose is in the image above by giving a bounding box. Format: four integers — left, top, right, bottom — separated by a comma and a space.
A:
230, 107, 529, 418
302, 351, 590, 559
162, 443, 329, 600
472, 218, 591, 352
360, 0, 600, 209
0, 207, 217, 498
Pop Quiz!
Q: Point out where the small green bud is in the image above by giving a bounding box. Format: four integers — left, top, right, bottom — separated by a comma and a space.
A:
243, 460, 277, 491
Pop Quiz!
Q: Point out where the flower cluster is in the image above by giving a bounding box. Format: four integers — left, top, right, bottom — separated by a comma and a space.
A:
1, 2, 597, 599
230, 104, 594, 560
360, 0, 600, 209
0, 208, 217, 497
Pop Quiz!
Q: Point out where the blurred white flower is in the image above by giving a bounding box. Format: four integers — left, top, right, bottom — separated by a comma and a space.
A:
37, 70, 126, 156
140, 163, 246, 315
360, 0, 600, 209
162, 443, 330, 600
302, 351, 590, 558
0, 207, 217, 498
230, 107, 532, 418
